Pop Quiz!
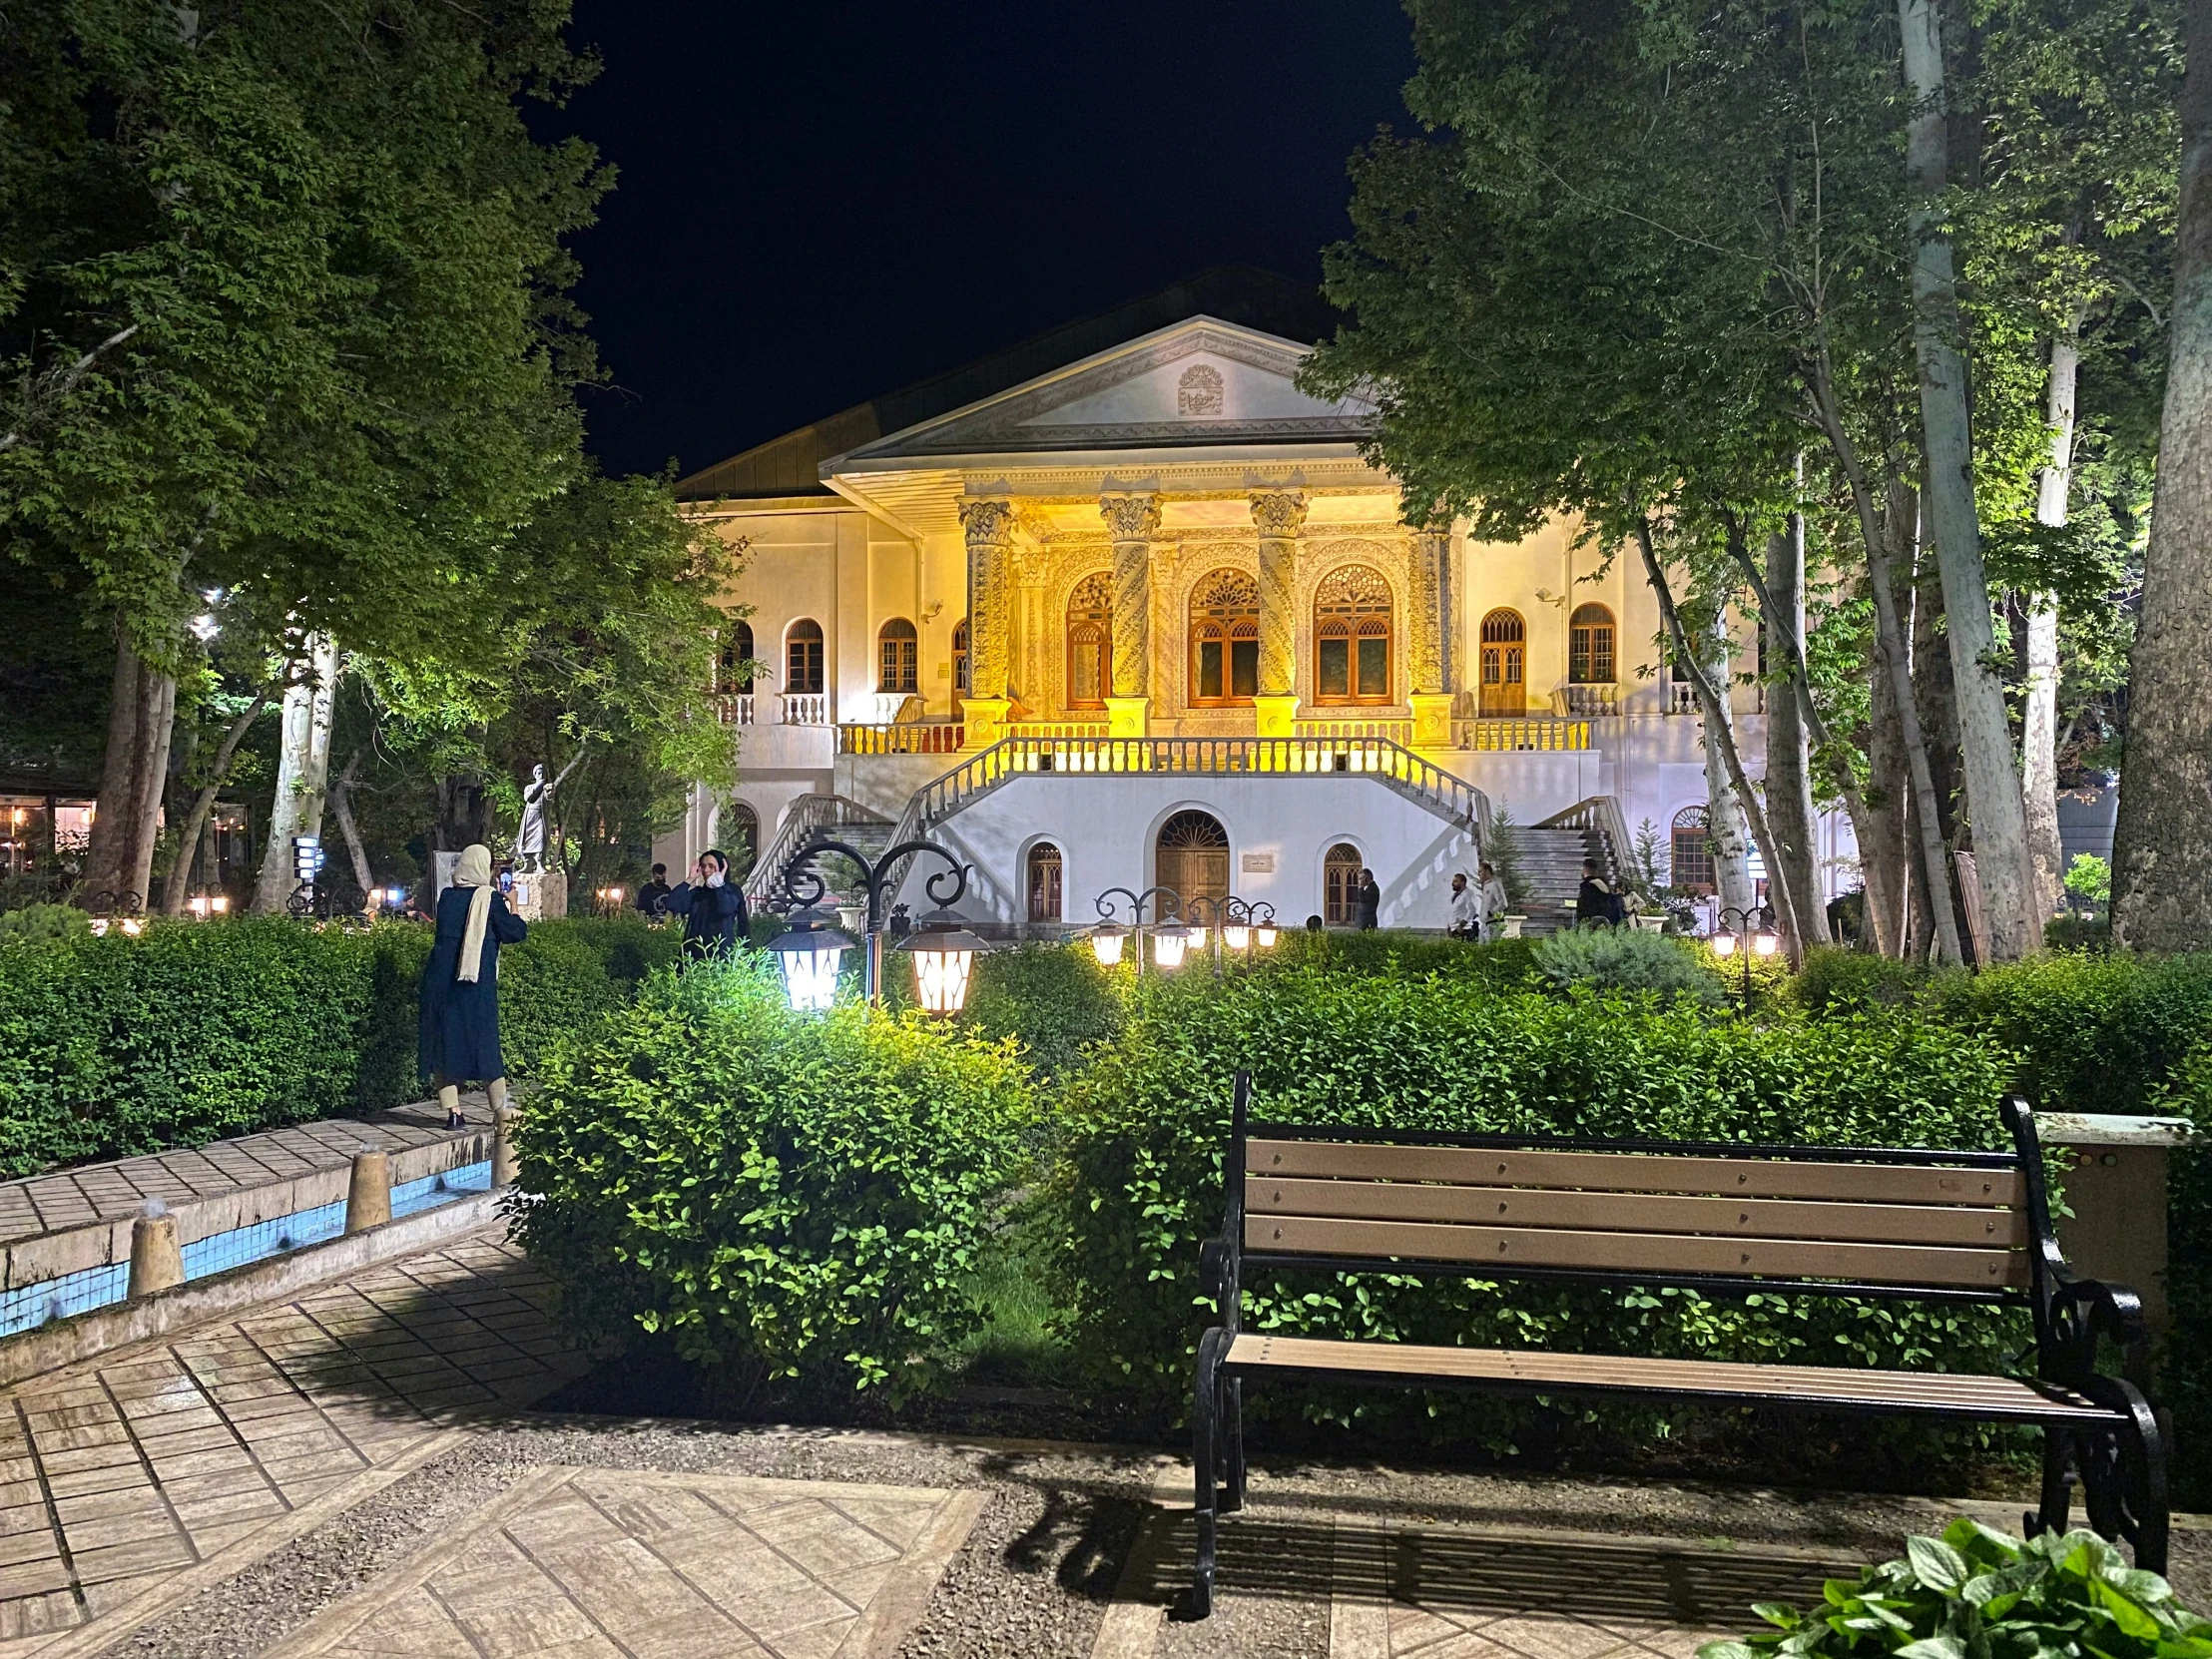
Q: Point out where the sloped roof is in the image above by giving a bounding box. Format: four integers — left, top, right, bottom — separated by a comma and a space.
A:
674, 266, 1338, 502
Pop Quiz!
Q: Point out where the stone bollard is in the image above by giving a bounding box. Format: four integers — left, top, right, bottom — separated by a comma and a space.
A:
345, 1148, 391, 1235
492, 1107, 519, 1188
127, 1200, 184, 1298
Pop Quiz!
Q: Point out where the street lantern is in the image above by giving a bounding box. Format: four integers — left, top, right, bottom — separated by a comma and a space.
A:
1089, 920, 1128, 968
902, 912, 988, 1017
767, 907, 856, 1012
1153, 926, 1189, 970
1222, 920, 1251, 952
1255, 920, 1279, 948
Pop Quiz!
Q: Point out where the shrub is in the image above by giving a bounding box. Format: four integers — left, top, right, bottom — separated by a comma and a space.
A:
0, 904, 91, 941
1698, 1519, 2208, 1659
2150, 1041, 2212, 1510
512, 952, 1036, 1399
951, 942, 1122, 1079
1796, 945, 1925, 1014
1042, 968, 2026, 1429
1532, 926, 1728, 1006
2063, 852, 2112, 910
549, 913, 686, 987
1268, 928, 1539, 988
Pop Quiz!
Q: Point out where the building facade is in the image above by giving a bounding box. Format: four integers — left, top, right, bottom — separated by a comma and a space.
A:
665, 303, 1855, 932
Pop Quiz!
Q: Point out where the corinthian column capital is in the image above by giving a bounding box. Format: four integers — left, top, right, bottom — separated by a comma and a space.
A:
957, 495, 1018, 545
1099, 491, 1162, 541
1248, 490, 1309, 538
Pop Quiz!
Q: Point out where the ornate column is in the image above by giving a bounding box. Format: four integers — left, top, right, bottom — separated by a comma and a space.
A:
1249, 490, 1307, 737
957, 496, 1016, 749
1100, 491, 1160, 738
1409, 528, 1454, 749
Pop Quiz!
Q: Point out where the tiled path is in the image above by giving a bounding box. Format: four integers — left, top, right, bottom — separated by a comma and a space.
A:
263, 1469, 984, 1659
0, 1229, 582, 1655
0, 1094, 496, 1246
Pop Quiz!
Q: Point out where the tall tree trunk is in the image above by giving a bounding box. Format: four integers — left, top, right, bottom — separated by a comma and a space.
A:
1761, 518, 1832, 953
158, 683, 276, 914
2114, 0, 2212, 948
78, 625, 177, 911
1898, 0, 2037, 959
1863, 618, 1913, 955
326, 751, 373, 905
1682, 591, 1757, 912
2023, 326, 2079, 927
251, 637, 340, 912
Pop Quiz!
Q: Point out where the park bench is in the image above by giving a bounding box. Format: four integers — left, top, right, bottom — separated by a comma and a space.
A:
1190, 1074, 2169, 1616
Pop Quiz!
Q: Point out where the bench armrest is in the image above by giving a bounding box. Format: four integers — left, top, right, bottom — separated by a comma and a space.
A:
2046, 1270, 2151, 1390
1200, 1230, 1241, 1333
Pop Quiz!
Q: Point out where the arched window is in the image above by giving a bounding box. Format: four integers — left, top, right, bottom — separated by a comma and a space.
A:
728, 803, 761, 879
1189, 570, 1259, 707
785, 619, 825, 695
1313, 565, 1393, 705
877, 618, 918, 694
1323, 842, 1364, 925
1478, 609, 1525, 717
1026, 841, 1063, 923
720, 621, 755, 694
1065, 573, 1111, 711
1671, 806, 1715, 893
951, 618, 969, 700
1156, 810, 1230, 915
1569, 603, 1616, 684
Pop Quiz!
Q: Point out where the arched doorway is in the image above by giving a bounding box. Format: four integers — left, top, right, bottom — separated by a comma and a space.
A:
1313, 566, 1393, 704
1478, 609, 1525, 717
727, 803, 761, 880
1323, 842, 1363, 925
1026, 841, 1063, 923
1568, 603, 1616, 684
1189, 570, 1260, 706
1670, 806, 1715, 893
1065, 574, 1111, 711
1156, 811, 1229, 917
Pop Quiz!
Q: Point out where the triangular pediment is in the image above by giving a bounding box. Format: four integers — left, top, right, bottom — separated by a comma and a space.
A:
828, 317, 1375, 467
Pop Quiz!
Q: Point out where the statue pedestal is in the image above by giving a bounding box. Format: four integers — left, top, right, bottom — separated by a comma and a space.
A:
1409, 692, 1455, 751
1105, 695, 1149, 739
509, 868, 566, 921
1254, 695, 1299, 740
960, 697, 1012, 750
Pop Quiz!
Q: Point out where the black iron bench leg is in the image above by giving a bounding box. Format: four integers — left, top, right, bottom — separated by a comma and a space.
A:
1224, 1377, 1247, 1514
1192, 1329, 1225, 1618
2028, 1426, 2073, 1541
2074, 1383, 2170, 1574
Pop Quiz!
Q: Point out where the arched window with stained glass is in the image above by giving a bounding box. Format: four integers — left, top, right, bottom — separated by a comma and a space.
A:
1189, 569, 1259, 707
1313, 565, 1393, 705
1065, 573, 1111, 711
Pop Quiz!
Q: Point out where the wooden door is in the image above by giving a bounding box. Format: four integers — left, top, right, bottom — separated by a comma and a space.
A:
1478, 609, 1526, 717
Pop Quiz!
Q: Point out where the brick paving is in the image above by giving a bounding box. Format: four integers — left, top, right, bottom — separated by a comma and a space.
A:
0, 1229, 582, 1654
0, 1095, 497, 1248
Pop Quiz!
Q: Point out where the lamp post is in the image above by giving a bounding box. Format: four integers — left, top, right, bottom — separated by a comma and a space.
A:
1091, 886, 1186, 976
1181, 894, 1279, 973
776, 833, 971, 1008
1709, 902, 1779, 1003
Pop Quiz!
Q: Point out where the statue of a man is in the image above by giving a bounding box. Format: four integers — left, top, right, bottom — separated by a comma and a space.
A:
517, 764, 550, 871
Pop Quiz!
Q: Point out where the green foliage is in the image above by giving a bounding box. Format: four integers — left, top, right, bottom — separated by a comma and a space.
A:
2044, 915, 2113, 953
1268, 928, 1539, 989
0, 915, 661, 1176
952, 942, 1122, 1080
2063, 854, 2112, 909
1041, 968, 2024, 1428
2149, 1041, 2212, 1509
1532, 927, 1729, 1006
1697, 1520, 2208, 1659
511, 954, 1036, 1399
0, 904, 90, 941
1796, 947, 1928, 1014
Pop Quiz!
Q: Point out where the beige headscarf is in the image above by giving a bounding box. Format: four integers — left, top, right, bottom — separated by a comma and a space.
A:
453, 844, 496, 984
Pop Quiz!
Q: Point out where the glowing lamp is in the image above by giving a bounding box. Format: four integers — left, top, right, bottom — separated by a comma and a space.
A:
1255, 923, 1279, 948
1710, 930, 1737, 957
211, 894, 229, 914
1753, 928, 1781, 958
1222, 923, 1251, 952
1152, 927, 1188, 970
609, 886, 625, 905
188, 895, 210, 918
120, 917, 144, 937
1089, 922, 1127, 968
902, 913, 988, 1017
767, 908, 855, 1012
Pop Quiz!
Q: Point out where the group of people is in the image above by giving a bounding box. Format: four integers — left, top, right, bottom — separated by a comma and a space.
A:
634, 853, 750, 956
1446, 862, 1515, 941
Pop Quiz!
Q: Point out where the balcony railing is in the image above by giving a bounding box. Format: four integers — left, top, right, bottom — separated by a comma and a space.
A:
1552, 683, 1620, 718
782, 693, 829, 726
718, 693, 756, 727
1294, 717, 1413, 744
1007, 720, 1111, 741
1454, 719, 1591, 752
838, 723, 964, 756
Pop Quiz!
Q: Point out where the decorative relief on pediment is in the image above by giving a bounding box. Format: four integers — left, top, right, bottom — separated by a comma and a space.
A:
1177, 365, 1225, 417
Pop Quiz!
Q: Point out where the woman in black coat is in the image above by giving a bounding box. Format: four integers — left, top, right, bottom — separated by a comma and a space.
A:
419, 843, 528, 1129
664, 847, 749, 959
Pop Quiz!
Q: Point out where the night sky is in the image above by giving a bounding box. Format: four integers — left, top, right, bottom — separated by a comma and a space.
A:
550, 1, 1418, 482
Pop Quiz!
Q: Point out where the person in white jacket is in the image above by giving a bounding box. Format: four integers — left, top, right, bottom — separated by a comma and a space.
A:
1448, 872, 1481, 938
1477, 861, 1511, 940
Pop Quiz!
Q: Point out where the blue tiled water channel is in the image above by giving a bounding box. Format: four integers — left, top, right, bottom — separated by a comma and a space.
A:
0, 1160, 493, 1340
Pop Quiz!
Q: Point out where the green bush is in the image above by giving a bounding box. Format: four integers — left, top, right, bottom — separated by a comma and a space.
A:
0, 904, 91, 941
1042, 967, 2027, 1430
1698, 1519, 2208, 1659
2044, 914, 2111, 952
548, 913, 685, 986
2150, 1040, 2212, 1509
511, 952, 1035, 1399
1267, 928, 1539, 988
1796, 946, 1926, 1014
952, 941, 1122, 1079
1532, 926, 1728, 1005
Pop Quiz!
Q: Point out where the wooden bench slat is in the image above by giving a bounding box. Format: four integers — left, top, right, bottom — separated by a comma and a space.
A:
1245, 1140, 2021, 1208
1245, 1213, 2029, 1290
1221, 1335, 2114, 1421
1246, 1176, 2029, 1249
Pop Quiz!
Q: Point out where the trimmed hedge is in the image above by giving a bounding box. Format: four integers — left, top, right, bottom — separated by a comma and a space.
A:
0, 912, 676, 1175
1041, 967, 2033, 1442
511, 951, 1036, 1399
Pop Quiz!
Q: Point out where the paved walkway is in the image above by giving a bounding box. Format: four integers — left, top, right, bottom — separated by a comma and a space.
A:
0, 1094, 498, 1246
0, 1228, 579, 1655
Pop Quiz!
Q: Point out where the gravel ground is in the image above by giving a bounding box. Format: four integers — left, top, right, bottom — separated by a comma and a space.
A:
102, 1413, 2211, 1659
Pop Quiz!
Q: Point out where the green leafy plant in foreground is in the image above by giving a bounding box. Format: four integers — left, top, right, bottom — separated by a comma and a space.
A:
1697, 1521, 2208, 1659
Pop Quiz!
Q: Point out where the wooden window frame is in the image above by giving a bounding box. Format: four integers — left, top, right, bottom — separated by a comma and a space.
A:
785, 620, 826, 696
1568, 604, 1616, 685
